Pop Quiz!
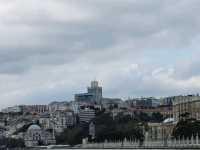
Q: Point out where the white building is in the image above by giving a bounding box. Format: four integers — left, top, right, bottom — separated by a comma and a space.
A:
79, 108, 95, 123
69, 101, 79, 114
48, 101, 70, 112
51, 110, 76, 133
1, 106, 22, 113
24, 124, 55, 147
20, 105, 49, 114
172, 95, 200, 121
39, 113, 51, 129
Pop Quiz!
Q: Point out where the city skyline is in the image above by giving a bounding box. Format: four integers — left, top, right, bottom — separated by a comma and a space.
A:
1, 0, 200, 109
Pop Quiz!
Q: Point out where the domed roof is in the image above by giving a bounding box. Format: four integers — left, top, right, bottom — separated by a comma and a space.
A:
28, 124, 41, 130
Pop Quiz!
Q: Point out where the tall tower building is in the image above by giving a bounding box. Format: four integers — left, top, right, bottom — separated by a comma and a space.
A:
87, 81, 102, 104
74, 81, 103, 104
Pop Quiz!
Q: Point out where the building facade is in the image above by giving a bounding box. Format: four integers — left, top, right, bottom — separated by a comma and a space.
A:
48, 101, 70, 112
24, 124, 55, 147
20, 105, 49, 114
172, 95, 200, 122
147, 118, 175, 141
39, 113, 51, 129
79, 108, 95, 124
157, 97, 172, 118
75, 81, 102, 104
51, 110, 76, 133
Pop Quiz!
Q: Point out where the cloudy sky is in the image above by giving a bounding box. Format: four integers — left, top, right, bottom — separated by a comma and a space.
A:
0, 0, 200, 108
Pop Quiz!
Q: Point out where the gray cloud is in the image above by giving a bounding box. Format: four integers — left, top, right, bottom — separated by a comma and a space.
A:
0, 0, 200, 108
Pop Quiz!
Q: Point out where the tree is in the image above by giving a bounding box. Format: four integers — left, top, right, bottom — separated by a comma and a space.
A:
179, 112, 190, 120
93, 112, 144, 142
172, 118, 200, 139
138, 112, 151, 122
0, 138, 25, 148
115, 113, 132, 123
56, 126, 87, 145
108, 105, 114, 110
114, 104, 118, 109
56, 112, 145, 145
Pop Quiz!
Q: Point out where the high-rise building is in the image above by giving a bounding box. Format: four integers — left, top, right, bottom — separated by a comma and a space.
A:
79, 108, 95, 124
75, 81, 102, 104
87, 81, 102, 104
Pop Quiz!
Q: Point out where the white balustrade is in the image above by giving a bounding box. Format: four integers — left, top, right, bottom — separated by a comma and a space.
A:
81, 135, 200, 148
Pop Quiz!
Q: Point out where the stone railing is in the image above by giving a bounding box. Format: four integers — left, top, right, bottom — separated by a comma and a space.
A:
81, 135, 200, 148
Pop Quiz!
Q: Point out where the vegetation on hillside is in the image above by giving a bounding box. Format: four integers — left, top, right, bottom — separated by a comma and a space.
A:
93, 112, 144, 142
56, 111, 145, 145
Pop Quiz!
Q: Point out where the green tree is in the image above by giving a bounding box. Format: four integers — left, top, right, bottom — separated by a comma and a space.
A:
151, 112, 164, 122
56, 126, 87, 145
93, 112, 144, 142
0, 138, 25, 148
138, 112, 151, 122
56, 112, 145, 145
172, 118, 200, 139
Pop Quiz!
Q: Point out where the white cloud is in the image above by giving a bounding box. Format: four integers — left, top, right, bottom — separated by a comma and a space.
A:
0, 0, 200, 109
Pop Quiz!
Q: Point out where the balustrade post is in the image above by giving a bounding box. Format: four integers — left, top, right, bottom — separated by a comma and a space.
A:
191, 134, 194, 145
174, 138, 176, 146
187, 137, 189, 145
184, 136, 186, 147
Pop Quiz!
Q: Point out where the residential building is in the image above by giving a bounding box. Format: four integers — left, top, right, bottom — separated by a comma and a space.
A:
135, 97, 160, 108
172, 95, 200, 121
158, 97, 173, 118
69, 101, 79, 114
39, 113, 51, 129
102, 98, 122, 109
51, 110, 76, 133
48, 101, 70, 112
125, 97, 160, 109
20, 105, 49, 114
79, 108, 95, 124
1, 106, 22, 113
